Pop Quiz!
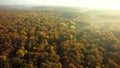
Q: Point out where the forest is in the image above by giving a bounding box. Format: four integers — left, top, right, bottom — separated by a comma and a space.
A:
0, 6, 120, 68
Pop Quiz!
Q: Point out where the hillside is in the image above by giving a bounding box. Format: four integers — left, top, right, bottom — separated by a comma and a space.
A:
0, 7, 120, 68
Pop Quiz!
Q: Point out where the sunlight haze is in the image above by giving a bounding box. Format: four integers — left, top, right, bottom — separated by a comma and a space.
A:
0, 0, 120, 10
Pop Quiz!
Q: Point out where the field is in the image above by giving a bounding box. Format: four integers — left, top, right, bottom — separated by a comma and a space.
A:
0, 6, 120, 68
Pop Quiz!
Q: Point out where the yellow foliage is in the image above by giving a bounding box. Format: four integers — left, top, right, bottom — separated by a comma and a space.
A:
17, 50, 25, 57
37, 18, 41, 21
25, 50, 27, 54
70, 21, 76, 25
50, 46, 54, 52
20, 46, 25, 49
30, 36, 35, 40
33, 47, 37, 50
0, 56, 7, 61
96, 66, 101, 68
39, 44, 45, 51
44, 35, 49, 39
39, 32, 46, 36
16, 48, 27, 57
68, 63, 77, 68
61, 23, 67, 27
70, 26, 75, 29
20, 30, 27, 35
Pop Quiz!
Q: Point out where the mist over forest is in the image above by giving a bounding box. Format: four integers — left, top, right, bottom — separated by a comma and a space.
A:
0, 6, 120, 68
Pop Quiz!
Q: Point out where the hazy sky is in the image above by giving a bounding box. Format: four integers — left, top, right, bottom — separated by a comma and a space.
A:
0, 0, 120, 9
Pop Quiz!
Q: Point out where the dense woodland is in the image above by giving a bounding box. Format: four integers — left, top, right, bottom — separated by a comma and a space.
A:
0, 7, 120, 68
